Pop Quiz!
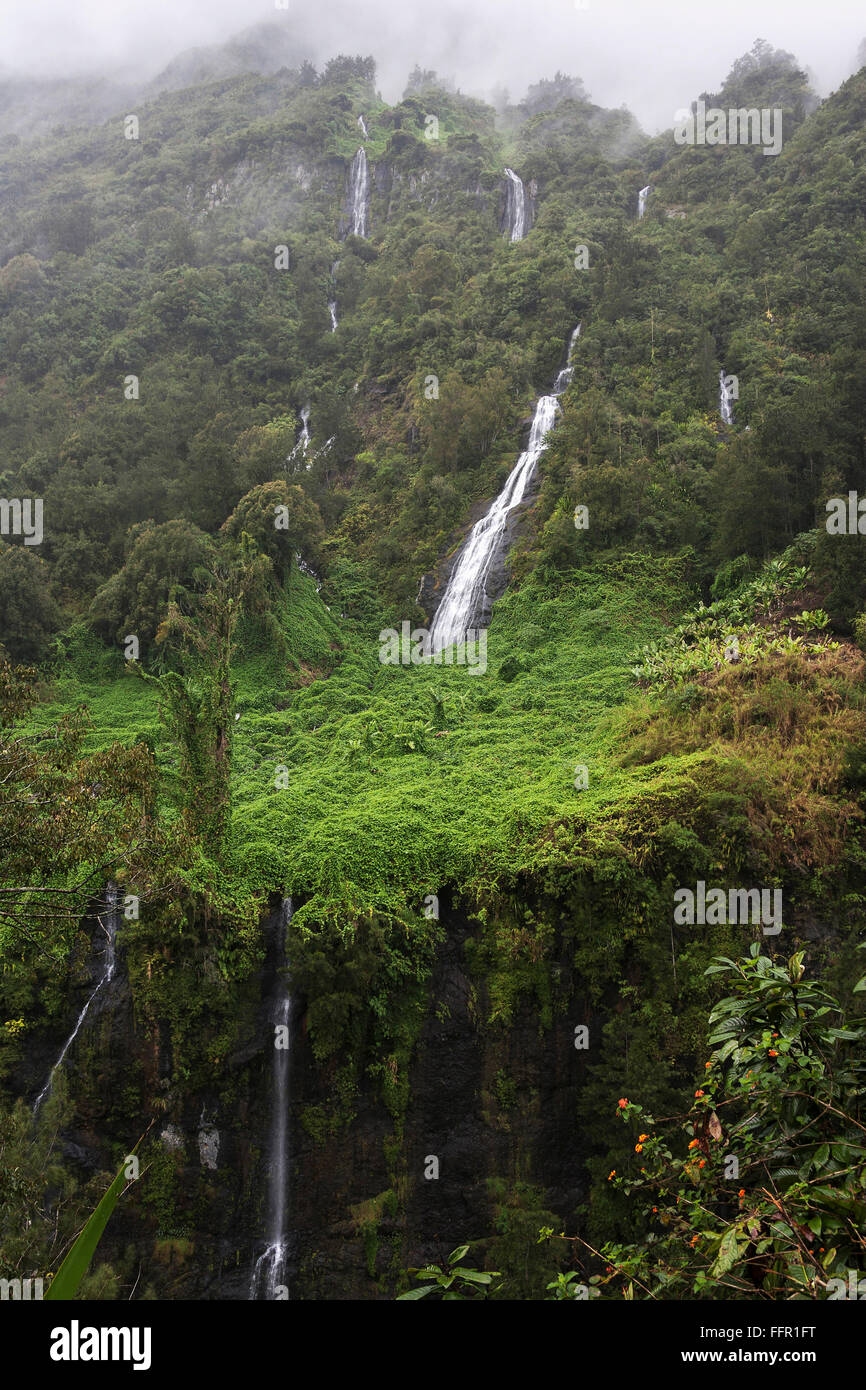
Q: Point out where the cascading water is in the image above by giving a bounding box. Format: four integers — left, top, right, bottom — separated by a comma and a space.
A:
552, 323, 582, 395
250, 898, 294, 1301
427, 326, 580, 653
328, 260, 341, 331
348, 148, 369, 238
357, 114, 368, 138
638, 184, 651, 219
719, 368, 735, 426
33, 885, 118, 1116
288, 405, 312, 471
503, 167, 528, 242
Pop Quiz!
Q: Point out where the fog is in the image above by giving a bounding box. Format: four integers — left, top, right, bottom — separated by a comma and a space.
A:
0, 0, 863, 133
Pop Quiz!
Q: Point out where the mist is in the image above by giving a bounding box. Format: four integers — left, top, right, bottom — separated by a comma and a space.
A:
0, 0, 864, 134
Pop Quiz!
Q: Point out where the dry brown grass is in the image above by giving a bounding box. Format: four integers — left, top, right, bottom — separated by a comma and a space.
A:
613, 643, 866, 872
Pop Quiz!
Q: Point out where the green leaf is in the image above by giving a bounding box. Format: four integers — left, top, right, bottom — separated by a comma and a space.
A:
813, 1143, 830, 1168
448, 1245, 470, 1263
711, 1227, 742, 1278
397, 1284, 437, 1300
452, 1269, 493, 1284
45, 1148, 137, 1300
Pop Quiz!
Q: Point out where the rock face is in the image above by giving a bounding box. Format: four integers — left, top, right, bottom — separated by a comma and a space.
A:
271, 892, 591, 1298
19, 891, 591, 1300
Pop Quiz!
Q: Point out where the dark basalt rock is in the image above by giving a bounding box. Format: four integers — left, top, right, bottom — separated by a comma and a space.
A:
11, 888, 592, 1301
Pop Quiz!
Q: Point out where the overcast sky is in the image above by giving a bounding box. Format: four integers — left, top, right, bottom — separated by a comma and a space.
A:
0, 0, 863, 133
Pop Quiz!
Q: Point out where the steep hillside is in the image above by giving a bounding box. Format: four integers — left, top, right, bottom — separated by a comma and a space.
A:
1, 39, 865, 1305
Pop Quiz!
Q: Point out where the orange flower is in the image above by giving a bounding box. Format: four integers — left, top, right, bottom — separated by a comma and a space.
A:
695, 1090, 704, 1098
652, 1207, 658, 1213
768, 1049, 778, 1057
607, 1170, 616, 1181
738, 1188, 745, 1197
698, 1159, 706, 1168
705, 1061, 712, 1070
635, 1143, 643, 1153
688, 1139, 699, 1150
617, 1098, 628, 1109
638, 1133, 649, 1142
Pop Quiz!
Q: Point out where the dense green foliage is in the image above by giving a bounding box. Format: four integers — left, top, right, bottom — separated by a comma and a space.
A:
0, 36, 864, 1301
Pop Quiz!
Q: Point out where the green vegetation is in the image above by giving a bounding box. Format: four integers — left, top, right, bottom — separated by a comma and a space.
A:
1, 37, 864, 1301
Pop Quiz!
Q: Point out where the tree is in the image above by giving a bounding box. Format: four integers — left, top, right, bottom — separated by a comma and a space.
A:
137, 552, 272, 848
220, 482, 324, 583
521, 72, 587, 115
0, 546, 61, 662
0, 658, 157, 965
88, 520, 215, 653
0, 254, 47, 306
321, 55, 376, 90
232, 414, 297, 492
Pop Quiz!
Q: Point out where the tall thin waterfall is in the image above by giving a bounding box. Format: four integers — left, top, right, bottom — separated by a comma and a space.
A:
503, 167, 528, 241
552, 323, 582, 395
33, 885, 118, 1116
329, 260, 340, 331
638, 184, 651, 219
357, 114, 368, 138
427, 325, 580, 653
349, 148, 369, 238
250, 897, 294, 1300
719, 368, 735, 426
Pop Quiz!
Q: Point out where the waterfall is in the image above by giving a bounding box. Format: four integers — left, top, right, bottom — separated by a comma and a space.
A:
427, 325, 580, 654
295, 554, 323, 592
719, 368, 735, 426
287, 407, 312, 472
638, 184, 651, 219
552, 323, 582, 395
357, 114, 368, 138
329, 260, 340, 331
348, 148, 369, 238
503, 167, 528, 242
33, 885, 118, 1116
250, 897, 294, 1301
